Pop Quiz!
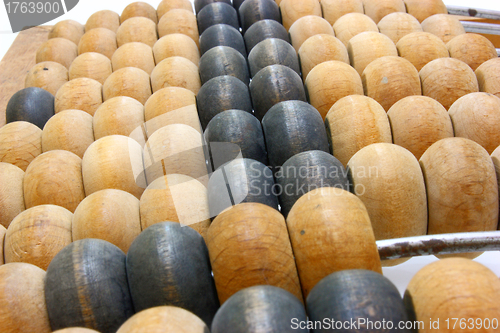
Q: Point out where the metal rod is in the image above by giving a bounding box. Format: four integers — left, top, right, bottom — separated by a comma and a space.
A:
377, 231, 500, 260
497, 48, 500, 57
461, 21, 500, 35
447, 5, 500, 20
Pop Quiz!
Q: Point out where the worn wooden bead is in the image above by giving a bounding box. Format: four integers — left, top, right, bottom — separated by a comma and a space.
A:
153, 34, 200, 66
387, 96, 453, 159
78, 28, 118, 60
85, 10, 120, 33
198, 2, 239, 35
396, 32, 449, 72
200, 46, 250, 85
377, 12, 422, 44
48, 20, 85, 46
4, 205, 72, 270
333, 13, 378, 47
305, 60, 363, 118
69, 52, 112, 84
112, 42, 155, 75
476, 58, 500, 98
157, 0, 194, 20
419, 57, 479, 110
289, 15, 335, 52
403, 0, 447, 23
347, 31, 398, 75
151, 57, 200, 94
158, 9, 199, 47
362, 0, 406, 24
103, 67, 152, 104
279, 0, 321, 31
117, 17, 158, 48
248, 38, 300, 77
325, 95, 392, 166
239, 0, 281, 33
94, 97, 145, 142
6, 87, 54, 129
244, 19, 290, 52
25, 61, 68, 96
55, 78, 103, 115
121, 1, 158, 24
195, 0, 231, 14
212, 286, 308, 333
0, 121, 42, 171
199, 24, 247, 57
45, 239, 134, 333
421, 14, 465, 44
0, 163, 24, 229
42, 109, 94, 158
36, 38, 78, 69
446, 33, 497, 71
321, 0, 363, 25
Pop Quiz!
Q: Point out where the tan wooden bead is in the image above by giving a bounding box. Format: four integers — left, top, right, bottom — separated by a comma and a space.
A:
0, 121, 42, 171
403, 0, 447, 23
53, 329, 101, 333
419, 57, 479, 110
377, 12, 422, 44
279, 0, 322, 31
78, 28, 118, 60
157, 0, 194, 20
117, 17, 158, 48
333, 13, 379, 47
85, 10, 121, 33
325, 95, 392, 166
362, 0, 406, 24
289, 15, 335, 52
55, 78, 103, 115
25, 61, 68, 96
121, 1, 158, 24
112, 42, 156, 75
48, 20, 85, 46
421, 14, 465, 44
4, 205, 72, 270
476, 58, 500, 98
446, 33, 497, 71
36, 38, 78, 69
82, 135, 147, 199
24, 150, 85, 213
41, 109, 94, 158
362, 56, 421, 111
151, 57, 201, 94
0, 225, 5, 265
0, 163, 25, 229
206, 203, 303, 304
396, 32, 449, 72
347, 31, 397, 76
157, 9, 199, 48
69, 52, 113, 84
305, 60, 363, 119
153, 34, 200, 66
72, 189, 141, 253
287, 187, 382, 297
103, 67, 152, 105
321, 0, 363, 25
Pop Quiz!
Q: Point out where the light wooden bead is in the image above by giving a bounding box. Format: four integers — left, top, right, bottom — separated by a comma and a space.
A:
78, 28, 118, 60
298, 34, 349, 81
279, 0, 322, 31
347, 31, 398, 75
121, 1, 158, 24
73, 189, 141, 253
158, 0, 194, 20
55, 78, 103, 115
42, 109, 94, 158
305, 60, 363, 119
0, 263, 51, 333
403, 0, 447, 23
321, 0, 363, 25
85, 10, 121, 33
325, 95, 392, 166
396, 32, 449, 72
112, 42, 155, 75
377, 12, 422, 44
362, 0, 406, 24
207, 203, 303, 304
117, 17, 158, 48
4, 205, 72, 270
25, 61, 68, 96
69, 52, 112, 84
362, 56, 421, 111
419, 57, 479, 110
333, 13, 379, 47
287, 188, 382, 297
0, 163, 25, 229
0, 225, 5, 265
103, 67, 152, 105
158, 9, 199, 48
421, 14, 465, 44
36, 38, 78, 69
387, 96, 453, 160
150, 57, 201, 94
48, 20, 85, 45
446, 33, 497, 71
153, 34, 200, 66
0, 121, 42, 171
289, 15, 335, 52
53, 329, 101, 333
82, 135, 147, 199
476, 58, 500, 98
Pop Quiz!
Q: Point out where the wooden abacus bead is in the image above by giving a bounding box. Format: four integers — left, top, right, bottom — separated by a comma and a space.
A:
0, 263, 51, 333
45, 239, 134, 333
94, 97, 145, 141
0, 225, 5, 264
150, 57, 200, 94
347, 31, 398, 76
377, 12, 422, 44
116, 17, 158, 48
419, 58, 479, 110
321, 0, 363, 25
158, 9, 199, 48
248, 38, 300, 77
55, 78, 103, 115
85, 10, 120, 33
476, 58, 500, 98
78, 28, 117, 60
157, 0, 194, 20
362, 56, 421, 111
211, 286, 308, 333
199, 24, 247, 57
403, 0, 447, 23
53, 329, 101, 333
250, 65, 306, 120
325, 95, 392, 166
4, 205, 72, 270
72, 189, 141, 253
197, 76, 253, 129
279, 0, 322, 31
0, 163, 25, 228
153, 34, 200, 66
197, 2, 239, 35
199, 46, 250, 85
36, 38, 78, 69
25, 61, 68, 96
289, 15, 335, 52
305, 60, 363, 118
0, 121, 42, 171
6, 87, 54, 129
396, 32, 449, 72
446, 33, 497, 71
69, 52, 112, 84
243, 19, 290, 52
206, 203, 303, 303
238, 0, 281, 33
362, 0, 406, 24
298, 34, 349, 81
195, 0, 231, 14
421, 14, 465, 44
333, 13, 378, 47
48, 20, 85, 46
121, 1, 158, 24
42, 109, 94, 158
387, 96, 453, 159
112, 42, 155, 75
103, 67, 152, 104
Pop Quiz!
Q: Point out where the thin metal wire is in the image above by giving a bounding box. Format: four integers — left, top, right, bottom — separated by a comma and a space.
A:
447, 5, 500, 20
461, 21, 500, 35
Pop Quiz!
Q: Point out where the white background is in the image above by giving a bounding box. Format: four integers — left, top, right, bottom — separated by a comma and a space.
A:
0, 0, 499, 294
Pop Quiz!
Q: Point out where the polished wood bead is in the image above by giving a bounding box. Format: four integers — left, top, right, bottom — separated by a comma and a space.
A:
198, 2, 239, 35
377, 12, 422, 44
446, 33, 497, 71
112, 42, 155, 74
347, 31, 398, 75
55, 78, 103, 115
0, 163, 25, 229
279, 0, 322, 31
116, 17, 158, 48
121, 1, 158, 24
25, 61, 68, 96
239, 0, 281, 33
6, 87, 54, 129
421, 14, 465, 44
476, 58, 500, 98
153, 33, 200, 66
36, 38, 78, 69
68, 52, 112, 85
48, 20, 85, 46
157, 0, 194, 20
321, 0, 363, 25
150, 56, 201, 94
248, 38, 300, 77
0, 121, 42, 171
244, 19, 290, 52
403, 0, 447, 23
158, 9, 199, 47
85, 10, 120, 33
396, 31, 449, 72
195, 0, 231, 14
199, 46, 250, 85
362, 0, 406, 24
289, 15, 335, 52
103, 67, 152, 104
333, 13, 378, 47
78, 28, 118, 60
199, 23, 247, 57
